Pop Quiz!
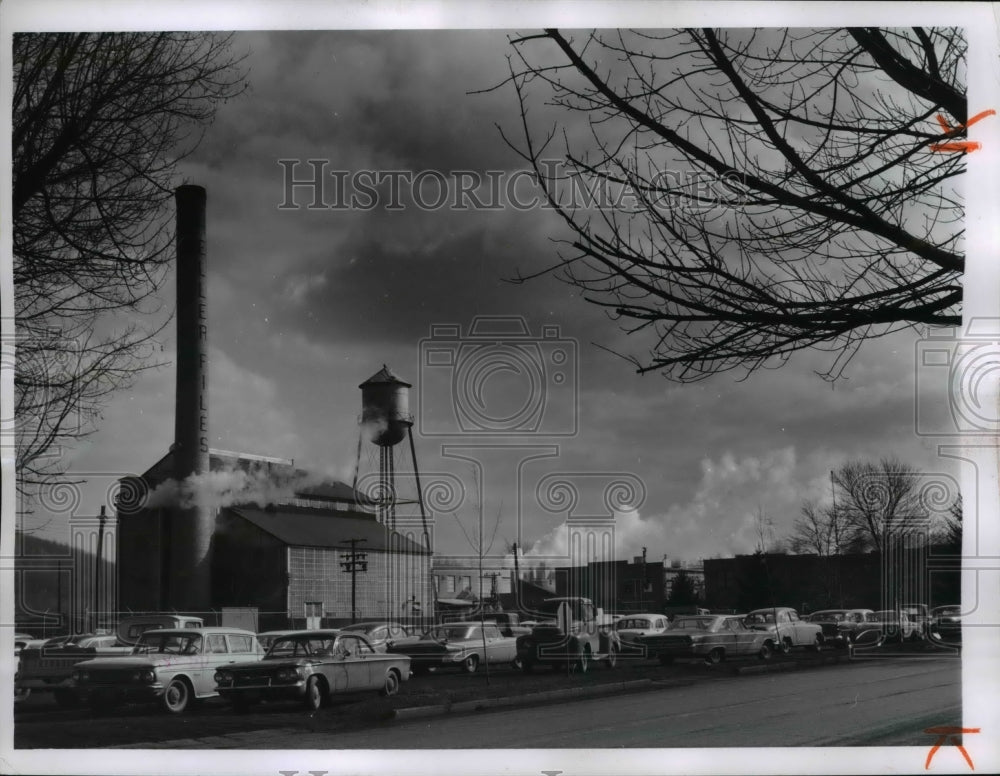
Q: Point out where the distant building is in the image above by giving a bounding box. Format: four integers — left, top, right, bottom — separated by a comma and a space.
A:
554, 557, 667, 614
662, 558, 706, 602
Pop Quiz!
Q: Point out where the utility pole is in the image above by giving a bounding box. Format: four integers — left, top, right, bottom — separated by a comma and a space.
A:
94, 506, 106, 632
339, 539, 368, 623
511, 543, 521, 612
640, 546, 647, 611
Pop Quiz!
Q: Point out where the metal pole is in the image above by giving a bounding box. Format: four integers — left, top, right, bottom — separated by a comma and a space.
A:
95, 506, 106, 632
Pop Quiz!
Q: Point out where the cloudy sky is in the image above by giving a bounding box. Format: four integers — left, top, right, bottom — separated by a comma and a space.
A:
19, 25, 971, 567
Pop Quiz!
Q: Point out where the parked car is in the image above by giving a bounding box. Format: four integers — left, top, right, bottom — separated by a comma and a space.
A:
116, 614, 205, 646
14, 632, 35, 656
515, 597, 621, 673
257, 630, 304, 652
388, 621, 519, 674
806, 609, 874, 647
744, 607, 824, 653
615, 614, 670, 649
215, 630, 410, 711
929, 605, 962, 643
481, 612, 533, 638
71, 627, 262, 714
339, 621, 411, 652
640, 614, 776, 665
866, 610, 920, 642
901, 603, 931, 638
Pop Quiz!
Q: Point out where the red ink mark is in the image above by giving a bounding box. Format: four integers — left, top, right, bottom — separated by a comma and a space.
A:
924, 726, 980, 770
931, 109, 996, 153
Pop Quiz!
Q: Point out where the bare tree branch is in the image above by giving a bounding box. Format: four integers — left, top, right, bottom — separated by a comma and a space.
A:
13, 32, 248, 495
493, 28, 965, 381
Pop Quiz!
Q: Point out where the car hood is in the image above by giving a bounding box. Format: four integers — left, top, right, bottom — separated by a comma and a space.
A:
225, 658, 311, 673
74, 655, 200, 670
388, 640, 459, 654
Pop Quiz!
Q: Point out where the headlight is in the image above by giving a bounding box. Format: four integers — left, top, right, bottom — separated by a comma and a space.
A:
74, 670, 89, 682
276, 667, 302, 681
214, 671, 232, 685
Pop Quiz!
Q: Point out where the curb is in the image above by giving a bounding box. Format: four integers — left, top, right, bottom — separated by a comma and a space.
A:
737, 652, 850, 675
393, 679, 655, 720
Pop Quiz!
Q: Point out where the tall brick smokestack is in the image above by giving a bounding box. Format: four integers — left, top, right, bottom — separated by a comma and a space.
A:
171, 184, 211, 612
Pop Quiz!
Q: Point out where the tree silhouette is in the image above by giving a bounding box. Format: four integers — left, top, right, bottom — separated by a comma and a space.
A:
495, 28, 964, 381
13, 32, 247, 494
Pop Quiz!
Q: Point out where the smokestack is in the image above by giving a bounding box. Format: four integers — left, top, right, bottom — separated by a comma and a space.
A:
171, 184, 211, 612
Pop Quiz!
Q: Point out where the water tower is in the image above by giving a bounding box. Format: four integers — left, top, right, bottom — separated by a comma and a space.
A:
355, 366, 432, 623
358, 365, 414, 530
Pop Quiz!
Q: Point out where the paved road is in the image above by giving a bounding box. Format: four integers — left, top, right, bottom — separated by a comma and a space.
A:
14, 653, 959, 750
262, 656, 960, 749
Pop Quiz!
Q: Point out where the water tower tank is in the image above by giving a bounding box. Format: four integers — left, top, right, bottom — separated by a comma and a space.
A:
360, 365, 413, 447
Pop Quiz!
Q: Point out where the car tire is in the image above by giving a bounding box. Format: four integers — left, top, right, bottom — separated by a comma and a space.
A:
604, 645, 618, 669
162, 677, 192, 715
511, 656, 523, 671
53, 689, 79, 708
758, 642, 773, 661
381, 669, 401, 697
462, 654, 480, 674
658, 653, 674, 666
705, 648, 724, 665
574, 645, 590, 674
807, 634, 823, 652
520, 659, 534, 674
779, 638, 792, 655
303, 675, 324, 711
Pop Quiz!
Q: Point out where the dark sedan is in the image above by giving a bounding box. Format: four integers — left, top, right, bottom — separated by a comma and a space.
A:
929, 605, 962, 644
214, 630, 411, 711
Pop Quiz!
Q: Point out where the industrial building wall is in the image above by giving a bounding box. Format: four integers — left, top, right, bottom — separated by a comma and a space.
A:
212, 510, 287, 630
287, 545, 433, 623
116, 507, 165, 613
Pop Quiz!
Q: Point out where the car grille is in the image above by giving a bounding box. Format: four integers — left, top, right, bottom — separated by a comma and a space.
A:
235, 674, 272, 687
88, 670, 136, 685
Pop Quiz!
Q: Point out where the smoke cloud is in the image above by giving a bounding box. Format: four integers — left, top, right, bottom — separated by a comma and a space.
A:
144, 465, 340, 512
524, 447, 815, 564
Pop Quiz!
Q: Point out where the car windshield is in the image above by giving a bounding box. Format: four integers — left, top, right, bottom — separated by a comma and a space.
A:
132, 633, 201, 655
872, 611, 895, 621
671, 617, 714, 630
617, 618, 652, 630
745, 612, 777, 625
267, 636, 336, 658
423, 626, 474, 641
809, 612, 846, 622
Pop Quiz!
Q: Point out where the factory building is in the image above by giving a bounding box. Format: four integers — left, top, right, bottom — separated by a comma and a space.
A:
116, 449, 433, 631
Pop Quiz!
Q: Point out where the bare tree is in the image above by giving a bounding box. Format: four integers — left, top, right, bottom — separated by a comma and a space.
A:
831, 457, 926, 553
13, 32, 247, 495
788, 499, 858, 556
495, 28, 964, 381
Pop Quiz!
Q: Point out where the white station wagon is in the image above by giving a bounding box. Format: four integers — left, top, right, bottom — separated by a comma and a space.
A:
72, 627, 262, 714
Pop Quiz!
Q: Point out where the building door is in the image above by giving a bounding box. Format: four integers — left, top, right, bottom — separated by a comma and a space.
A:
305, 601, 323, 629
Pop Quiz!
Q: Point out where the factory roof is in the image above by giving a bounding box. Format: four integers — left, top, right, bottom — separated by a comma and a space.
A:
228, 505, 430, 554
